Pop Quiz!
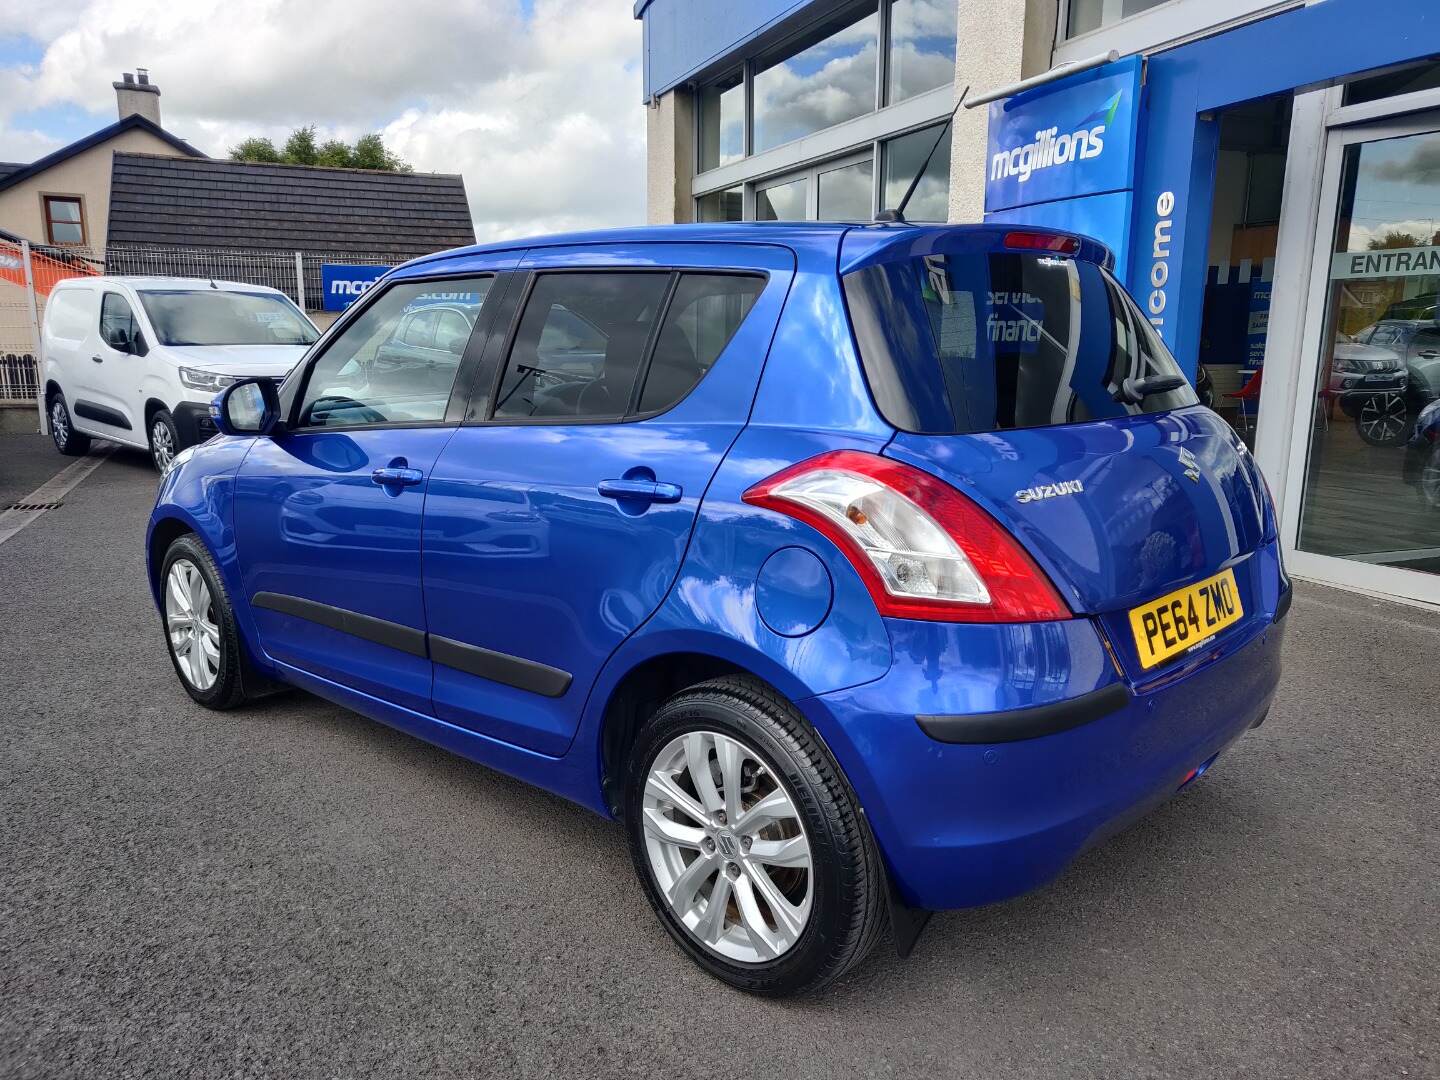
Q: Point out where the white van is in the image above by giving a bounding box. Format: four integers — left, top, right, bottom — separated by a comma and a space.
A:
42, 277, 319, 470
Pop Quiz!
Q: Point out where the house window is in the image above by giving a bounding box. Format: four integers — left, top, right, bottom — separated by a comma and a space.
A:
43, 196, 86, 245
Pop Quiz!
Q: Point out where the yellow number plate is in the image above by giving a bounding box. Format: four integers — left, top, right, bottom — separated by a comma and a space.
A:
1128, 567, 1243, 670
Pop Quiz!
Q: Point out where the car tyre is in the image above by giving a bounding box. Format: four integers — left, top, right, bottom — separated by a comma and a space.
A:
47, 390, 91, 456
161, 534, 247, 710
1354, 392, 1410, 446
624, 675, 886, 996
148, 408, 181, 473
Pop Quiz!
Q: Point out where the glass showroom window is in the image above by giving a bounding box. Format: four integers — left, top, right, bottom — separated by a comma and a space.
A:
888, 0, 958, 104
697, 186, 743, 222
698, 69, 745, 172
882, 123, 951, 221
753, 3, 881, 154
1065, 0, 1170, 37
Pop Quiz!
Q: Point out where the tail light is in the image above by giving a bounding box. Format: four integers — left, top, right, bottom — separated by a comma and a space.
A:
742, 450, 1070, 623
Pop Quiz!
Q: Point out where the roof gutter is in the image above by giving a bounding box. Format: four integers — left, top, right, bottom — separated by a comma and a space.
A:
964, 50, 1119, 108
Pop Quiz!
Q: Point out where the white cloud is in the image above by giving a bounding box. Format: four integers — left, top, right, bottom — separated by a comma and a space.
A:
0, 0, 646, 240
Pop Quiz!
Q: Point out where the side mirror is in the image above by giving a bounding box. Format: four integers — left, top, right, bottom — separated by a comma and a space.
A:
212, 377, 280, 437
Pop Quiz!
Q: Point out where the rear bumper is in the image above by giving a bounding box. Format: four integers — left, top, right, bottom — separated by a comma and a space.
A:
803, 555, 1288, 910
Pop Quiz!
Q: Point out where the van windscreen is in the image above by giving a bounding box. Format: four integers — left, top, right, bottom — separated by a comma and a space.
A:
138, 289, 319, 347
843, 252, 1196, 434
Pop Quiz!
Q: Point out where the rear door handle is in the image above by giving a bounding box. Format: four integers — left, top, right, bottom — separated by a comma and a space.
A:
597, 478, 683, 504
371, 466, 424, 487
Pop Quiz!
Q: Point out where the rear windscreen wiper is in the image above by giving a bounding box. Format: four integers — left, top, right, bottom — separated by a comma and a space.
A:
1117, 374, 1185, 404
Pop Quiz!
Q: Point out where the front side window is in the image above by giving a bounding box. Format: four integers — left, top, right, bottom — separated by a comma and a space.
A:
494, 273, 671, 421
845, 251, 1196, 433
138, 290, 318, 347
99, 292, 141, 352
43, 195, 85, 245
297, 277, 492, 427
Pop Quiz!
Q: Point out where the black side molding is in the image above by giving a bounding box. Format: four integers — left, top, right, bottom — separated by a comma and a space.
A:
252, 592, 427, 658
917, 682, 1132, 744
73, 400, 132, 430
430, 634, 572, 698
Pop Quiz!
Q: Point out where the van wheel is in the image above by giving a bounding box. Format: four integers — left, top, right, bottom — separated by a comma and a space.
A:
624, 676, 886, 996
47, 391, 91, 456
160, 534, 247, 710
149, 409, 180, 473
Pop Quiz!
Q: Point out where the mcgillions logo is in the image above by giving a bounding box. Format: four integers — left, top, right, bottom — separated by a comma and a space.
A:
991, 90, 1124, 184
1015, 479, 1084, 504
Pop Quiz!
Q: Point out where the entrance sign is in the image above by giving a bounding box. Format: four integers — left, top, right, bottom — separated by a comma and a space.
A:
1330, 245, 1440, 280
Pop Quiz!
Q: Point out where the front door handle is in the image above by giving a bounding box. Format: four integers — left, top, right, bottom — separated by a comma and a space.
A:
597, 478, 683, 504
371, 466, 424, 487
91, 355, 104, 364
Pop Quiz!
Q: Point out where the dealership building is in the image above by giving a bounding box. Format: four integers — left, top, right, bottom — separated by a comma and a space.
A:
636, 0, 1440, 608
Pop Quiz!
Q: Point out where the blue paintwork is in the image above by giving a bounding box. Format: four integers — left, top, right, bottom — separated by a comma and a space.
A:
633, 0, 824, 100
148, 221, 1286, 912
756, 548, 833, 637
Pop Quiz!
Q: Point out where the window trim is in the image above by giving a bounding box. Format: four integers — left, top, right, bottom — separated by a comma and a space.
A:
285, 271, 501, 434
470, 266, 772, 428
41, 193, 87, 246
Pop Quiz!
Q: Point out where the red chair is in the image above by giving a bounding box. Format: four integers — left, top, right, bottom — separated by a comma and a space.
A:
1225, 368, 1263, 432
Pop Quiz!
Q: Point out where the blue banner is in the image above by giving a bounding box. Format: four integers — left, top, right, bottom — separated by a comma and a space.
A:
322, 263, 391, 311
985, 56, 1144, 214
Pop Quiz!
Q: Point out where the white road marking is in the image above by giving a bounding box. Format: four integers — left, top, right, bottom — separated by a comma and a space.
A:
0, 446, 115, 548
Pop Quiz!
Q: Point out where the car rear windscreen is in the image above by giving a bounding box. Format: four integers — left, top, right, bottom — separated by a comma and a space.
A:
843, 252, 1196, 434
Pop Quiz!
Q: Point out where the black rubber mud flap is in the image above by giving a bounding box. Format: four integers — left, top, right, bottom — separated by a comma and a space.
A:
885, 863, 933, 958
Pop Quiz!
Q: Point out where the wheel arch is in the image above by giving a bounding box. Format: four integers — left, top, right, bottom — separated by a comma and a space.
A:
589, 637, 820, 818
143, 397, 172, 430
147, 513, 196, 606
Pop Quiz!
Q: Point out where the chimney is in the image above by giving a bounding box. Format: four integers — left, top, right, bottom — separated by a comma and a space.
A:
113, 69, 161, 125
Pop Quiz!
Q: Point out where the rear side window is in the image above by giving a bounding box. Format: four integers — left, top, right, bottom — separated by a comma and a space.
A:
44, 288, 93, 342
493, 271, 765, 422
844, 253, 1197, 434
638, 274, 764, 414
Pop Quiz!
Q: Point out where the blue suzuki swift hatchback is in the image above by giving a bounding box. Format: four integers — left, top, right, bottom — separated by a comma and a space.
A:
148, 222, 1288, 995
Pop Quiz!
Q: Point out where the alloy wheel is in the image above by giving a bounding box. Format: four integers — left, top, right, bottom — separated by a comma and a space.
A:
151, 420, 176, 472
50, 399, 68, 449
1358, 393, 1408, 444
641, 730, 813, 963
165, 558, 220, 691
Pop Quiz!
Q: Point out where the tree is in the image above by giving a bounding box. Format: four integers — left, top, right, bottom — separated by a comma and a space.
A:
230, 128, 410, 172
228, 136, 281, 163
1368, 230, 1424, 250
281, 125, 319, 166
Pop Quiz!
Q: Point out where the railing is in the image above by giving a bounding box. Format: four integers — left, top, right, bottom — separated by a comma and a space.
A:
0, 240, 441, 413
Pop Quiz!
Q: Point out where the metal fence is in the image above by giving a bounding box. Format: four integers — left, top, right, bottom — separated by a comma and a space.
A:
0, 238, 438, 415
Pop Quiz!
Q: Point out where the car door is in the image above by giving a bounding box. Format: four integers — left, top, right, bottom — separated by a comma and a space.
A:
1405, 326, 1440, 400
73, 290, 146, 439
422, 243, 794, 756
233, 263, 512, 713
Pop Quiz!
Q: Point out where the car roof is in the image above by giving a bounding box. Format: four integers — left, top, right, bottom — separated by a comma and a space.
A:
401, 222, 1113, 275
55, 275, 286, 294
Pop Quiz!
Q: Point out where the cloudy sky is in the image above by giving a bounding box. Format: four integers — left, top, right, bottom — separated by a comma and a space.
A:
0, 0, 646, 240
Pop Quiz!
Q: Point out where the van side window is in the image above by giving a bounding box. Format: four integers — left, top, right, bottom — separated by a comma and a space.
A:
296, 277, 492, 428
494, 273, 670, 421
637, 274, 764, 414
44, 289, 92, 341
100, 293, 142, 353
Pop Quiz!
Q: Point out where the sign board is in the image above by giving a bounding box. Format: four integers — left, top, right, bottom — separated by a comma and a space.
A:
1247, 279, 1272, 366
1329, 246, 1440, 280
322, 263, 391, 311
985, 55, 1144, 214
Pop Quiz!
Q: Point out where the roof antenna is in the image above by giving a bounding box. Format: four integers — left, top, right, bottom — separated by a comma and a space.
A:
875, 84, 969, 224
